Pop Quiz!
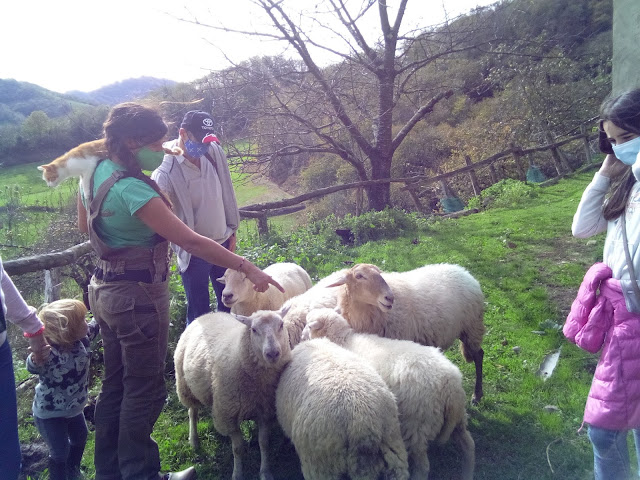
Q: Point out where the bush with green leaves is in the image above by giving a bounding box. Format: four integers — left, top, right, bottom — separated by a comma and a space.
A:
329, 208, 430, 245
467, 179, 540, 210
236, 209, 431, 276
237, 223, 347, 281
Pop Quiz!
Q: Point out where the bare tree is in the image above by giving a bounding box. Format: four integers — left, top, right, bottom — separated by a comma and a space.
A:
188, 0, 500, 210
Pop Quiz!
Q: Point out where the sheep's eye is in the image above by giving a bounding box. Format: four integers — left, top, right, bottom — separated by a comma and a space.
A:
355, 273, 364, 279
251, 328, 257, 333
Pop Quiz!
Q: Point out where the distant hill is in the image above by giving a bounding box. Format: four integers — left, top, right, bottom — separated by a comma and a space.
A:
0, 76, 180, 128
0, 78, 93, 125
66, 76, 178, 106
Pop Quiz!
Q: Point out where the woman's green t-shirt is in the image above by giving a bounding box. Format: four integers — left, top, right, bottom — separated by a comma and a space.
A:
83, 159, 159, 248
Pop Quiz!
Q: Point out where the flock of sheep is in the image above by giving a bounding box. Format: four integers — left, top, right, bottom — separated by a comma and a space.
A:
174, 261, 486, 480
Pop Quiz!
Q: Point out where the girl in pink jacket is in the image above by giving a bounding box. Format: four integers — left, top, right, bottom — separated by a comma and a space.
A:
566, 88, 640, 480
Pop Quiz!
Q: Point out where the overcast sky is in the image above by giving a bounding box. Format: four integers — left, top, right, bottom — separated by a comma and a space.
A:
1, 0, 496, 94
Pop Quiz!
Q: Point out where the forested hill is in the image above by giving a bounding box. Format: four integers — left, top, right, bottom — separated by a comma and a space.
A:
66, 77, 177, 106
0, 79, 93, 125
0, 76, 179, 166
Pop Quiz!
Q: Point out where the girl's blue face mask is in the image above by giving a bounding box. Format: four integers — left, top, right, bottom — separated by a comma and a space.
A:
612, 136, 640, 166
184, 139, 210, 158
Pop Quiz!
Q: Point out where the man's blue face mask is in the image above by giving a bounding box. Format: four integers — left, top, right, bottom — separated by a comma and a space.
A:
184, 139, 209, 158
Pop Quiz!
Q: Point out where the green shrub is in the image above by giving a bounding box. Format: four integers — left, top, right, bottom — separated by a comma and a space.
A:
235, 208, 431, 277
467, 179, 540, 210
333, 208, 429, 245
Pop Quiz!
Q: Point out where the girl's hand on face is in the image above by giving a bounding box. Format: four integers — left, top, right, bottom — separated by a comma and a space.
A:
599, 154, 629, 179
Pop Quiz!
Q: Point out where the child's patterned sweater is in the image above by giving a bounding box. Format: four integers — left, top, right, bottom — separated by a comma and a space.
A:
26, 321, 99, 419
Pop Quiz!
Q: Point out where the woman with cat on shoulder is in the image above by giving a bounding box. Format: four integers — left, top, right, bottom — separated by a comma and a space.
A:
76, 102, 283, 480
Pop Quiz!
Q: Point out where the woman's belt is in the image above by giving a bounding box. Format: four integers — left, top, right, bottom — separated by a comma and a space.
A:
94, 268, 166, 283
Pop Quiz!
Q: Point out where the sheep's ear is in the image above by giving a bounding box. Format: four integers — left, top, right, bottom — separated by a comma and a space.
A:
325, 275, 347, 288
216, 276, 225, 284
232, 313, 252, 328
301, 320, 320, 341
300, 326, 311, 341
306, 320, 321, 331
278, 304, 291, 318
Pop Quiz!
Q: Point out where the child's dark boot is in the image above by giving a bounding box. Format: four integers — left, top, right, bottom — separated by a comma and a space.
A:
48, 457, 67, 480
66, 444, 85, 479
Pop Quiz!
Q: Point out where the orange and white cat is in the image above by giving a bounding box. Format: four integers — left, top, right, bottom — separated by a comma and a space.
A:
38, 139, 108, 196
38, 139, 181, 195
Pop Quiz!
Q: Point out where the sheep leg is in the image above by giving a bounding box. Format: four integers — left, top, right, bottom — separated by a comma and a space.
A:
453, 426, 475, 480
408, 447, 430, 480
230, 431, 246, 480
188, 407, 200, 449
471, 347, 484, 405
258, 420, 274, 480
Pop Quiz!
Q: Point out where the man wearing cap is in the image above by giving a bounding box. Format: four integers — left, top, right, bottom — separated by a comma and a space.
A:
152, 111, 240, 325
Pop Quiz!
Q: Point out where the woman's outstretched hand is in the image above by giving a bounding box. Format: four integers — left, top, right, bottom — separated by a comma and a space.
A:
242, 261, 285, 293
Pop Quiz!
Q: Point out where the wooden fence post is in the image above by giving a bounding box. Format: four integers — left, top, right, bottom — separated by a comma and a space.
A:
465, 155, 481, 196
355, 187, 364, 216
581, 125, 593, 164
511, 143, 526, 181
543, 130, 570, 175
44, 268, 61, 303
489, 164, 498, 184
257, 214, 269, 237
403, 183, 427, 214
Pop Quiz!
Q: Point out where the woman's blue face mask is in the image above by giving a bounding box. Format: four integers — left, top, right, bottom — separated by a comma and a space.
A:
184, 139, 210, 158
612, 136, 640, 166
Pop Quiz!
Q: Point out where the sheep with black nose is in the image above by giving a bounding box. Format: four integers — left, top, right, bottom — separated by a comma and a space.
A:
174, 310, 292, 480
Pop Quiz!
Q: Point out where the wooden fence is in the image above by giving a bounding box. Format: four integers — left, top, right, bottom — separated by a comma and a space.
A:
4, 125, 599, 302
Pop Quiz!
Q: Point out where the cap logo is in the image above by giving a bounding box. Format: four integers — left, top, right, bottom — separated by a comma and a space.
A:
203, 118, 214, 127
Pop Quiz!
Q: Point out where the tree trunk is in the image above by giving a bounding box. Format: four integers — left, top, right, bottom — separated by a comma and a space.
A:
366, 153, 392, 211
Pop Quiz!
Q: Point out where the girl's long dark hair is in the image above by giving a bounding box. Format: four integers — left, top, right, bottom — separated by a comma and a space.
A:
103, 102, 170, 206
600, 89, 640, 220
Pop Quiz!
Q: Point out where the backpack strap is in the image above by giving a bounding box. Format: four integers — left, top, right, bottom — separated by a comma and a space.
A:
203, 152, 219, 177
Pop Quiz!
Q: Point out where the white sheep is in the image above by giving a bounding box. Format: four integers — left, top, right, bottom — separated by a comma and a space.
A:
302, 308, 475, 480
174, 310, 292, 480
276, 337, 410, 480
327, 262, 486, 404
276, 268, 347, 348
218, 262, 313, 315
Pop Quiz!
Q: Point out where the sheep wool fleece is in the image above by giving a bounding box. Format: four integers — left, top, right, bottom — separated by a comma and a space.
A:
564, 262, 640, 430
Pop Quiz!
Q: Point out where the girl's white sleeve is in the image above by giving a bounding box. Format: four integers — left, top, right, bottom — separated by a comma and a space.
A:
572, 173, 610, 238
0, 259, 42, 334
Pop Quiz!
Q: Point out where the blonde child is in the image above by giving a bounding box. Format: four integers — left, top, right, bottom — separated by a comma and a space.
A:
26, 299, 98, 480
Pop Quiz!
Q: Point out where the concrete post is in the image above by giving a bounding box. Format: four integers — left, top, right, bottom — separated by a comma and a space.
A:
613, 0, 640, 94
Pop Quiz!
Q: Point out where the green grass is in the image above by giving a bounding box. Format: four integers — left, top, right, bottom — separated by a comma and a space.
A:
0, 161, 297, 263
11, 169, 616, 479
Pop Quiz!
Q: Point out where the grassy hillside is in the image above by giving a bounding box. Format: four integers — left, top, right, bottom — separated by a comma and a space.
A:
9, 168, 614, 479
0, 161, 298, 262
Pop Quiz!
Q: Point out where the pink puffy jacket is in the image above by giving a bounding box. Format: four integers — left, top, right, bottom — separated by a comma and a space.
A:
564, 262, 640, 429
